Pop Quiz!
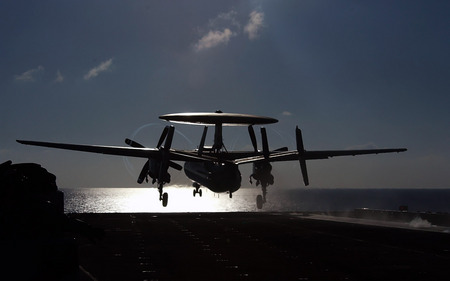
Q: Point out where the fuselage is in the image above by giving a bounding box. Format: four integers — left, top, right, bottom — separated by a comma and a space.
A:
183, 161, 241, 193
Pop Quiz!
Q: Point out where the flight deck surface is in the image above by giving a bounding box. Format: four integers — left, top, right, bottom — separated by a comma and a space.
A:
73, 212, 450, 281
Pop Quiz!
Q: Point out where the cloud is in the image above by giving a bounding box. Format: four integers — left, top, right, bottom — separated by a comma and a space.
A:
15, 66, 44, 82
54, 70, 64, 83
282, 111, 292, 116
194, 9, 264, 51
84, 58, 113, 80
244, 11, 264, 40
195, 29, 234, 51
210, 10, 240, 29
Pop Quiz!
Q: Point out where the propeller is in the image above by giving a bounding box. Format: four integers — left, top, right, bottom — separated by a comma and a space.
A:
158, 125, 175, 184
125, 138, 144, 148
248, 125, 258, 152
125, 138, 149, 183
296, 126, 309, 186
198, 126, 208, 156
137, 161, 150, 184
158, 127, 182, 170
156, 126, 169, 148
126, 126, 168, 150
125, 125, 181, 184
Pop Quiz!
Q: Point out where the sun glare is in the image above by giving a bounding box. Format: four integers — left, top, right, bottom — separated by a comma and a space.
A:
66, 186, 259, 213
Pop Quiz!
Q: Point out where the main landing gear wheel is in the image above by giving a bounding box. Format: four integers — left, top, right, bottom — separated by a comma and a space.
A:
256, 195, 263, 209
162, 192, 168, 207
158, 183, 168, 207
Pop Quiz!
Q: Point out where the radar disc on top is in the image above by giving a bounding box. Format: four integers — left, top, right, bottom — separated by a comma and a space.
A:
159, 111, 278, 126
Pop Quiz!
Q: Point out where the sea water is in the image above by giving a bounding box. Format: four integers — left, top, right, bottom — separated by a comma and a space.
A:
61, 186, 450, 213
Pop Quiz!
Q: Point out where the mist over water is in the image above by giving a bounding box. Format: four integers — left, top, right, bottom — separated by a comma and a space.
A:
62, 186, 450, 213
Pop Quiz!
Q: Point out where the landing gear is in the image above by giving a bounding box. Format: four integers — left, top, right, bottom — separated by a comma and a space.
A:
256, 195, 264, 209
256, 184, 268, 209
193, 182, 202, 197
229, 192, 232, 198
162, 192, 168, 207
193, 189, 202, 197
158, 183, 169, 207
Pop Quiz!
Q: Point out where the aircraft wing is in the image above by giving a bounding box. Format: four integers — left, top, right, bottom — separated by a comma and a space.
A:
234, 148, 407, 164
16, 140, 216, 163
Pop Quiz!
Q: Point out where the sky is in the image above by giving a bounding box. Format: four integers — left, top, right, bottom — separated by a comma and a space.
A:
1, 0, 449, 189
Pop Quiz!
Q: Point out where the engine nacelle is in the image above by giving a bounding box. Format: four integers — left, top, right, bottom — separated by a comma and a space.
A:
250, 162, 274, 187
148, 159, 170, 184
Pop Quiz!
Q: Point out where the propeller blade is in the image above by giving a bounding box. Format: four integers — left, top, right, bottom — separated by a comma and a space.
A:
158, 125, 175, 183
125, 139, 151, 184
157, 126, 169, 148
198, 126, 208, 156
163, 126, 174, 153
248, 125, 257, 152
296, 126, 309, 186
261, 127, 269, 159
125, 138, 145, 148
169, 161, 182, 171
163, 126, 174, 150
137, 160, 150, 184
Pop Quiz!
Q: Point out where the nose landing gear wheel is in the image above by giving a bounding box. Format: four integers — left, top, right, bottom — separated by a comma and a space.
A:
193, 184, 202, 197
193, 183, 202, 197
193, 189, 203, 197
256, 195, 263, 209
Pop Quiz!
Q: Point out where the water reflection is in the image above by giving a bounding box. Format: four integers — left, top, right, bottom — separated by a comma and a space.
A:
63, 186, 260, 213
63, 187, 450, 213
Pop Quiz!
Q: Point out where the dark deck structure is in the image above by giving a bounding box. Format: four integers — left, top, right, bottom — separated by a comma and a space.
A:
74, 212, 450, 281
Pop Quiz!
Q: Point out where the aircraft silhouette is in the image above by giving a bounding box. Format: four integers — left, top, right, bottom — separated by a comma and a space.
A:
17, 111, 407, 209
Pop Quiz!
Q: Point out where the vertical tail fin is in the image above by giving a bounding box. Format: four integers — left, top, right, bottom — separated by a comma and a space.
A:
296, 126, 309, 186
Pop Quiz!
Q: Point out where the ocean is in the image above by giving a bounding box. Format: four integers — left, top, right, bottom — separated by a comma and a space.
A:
61, 186, 450, 213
